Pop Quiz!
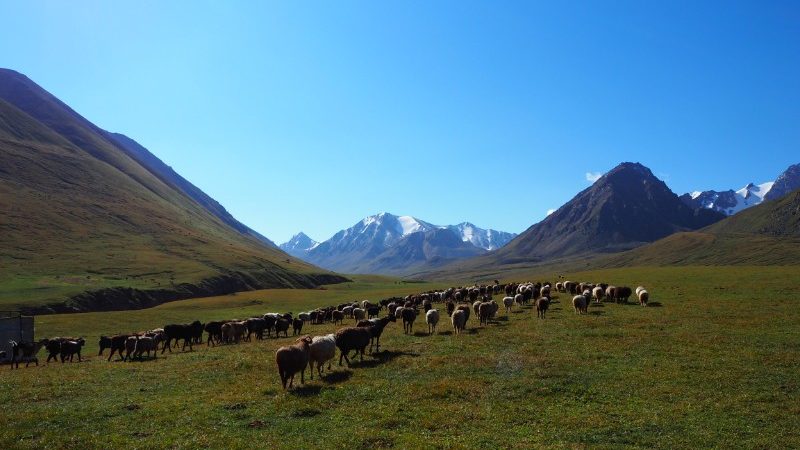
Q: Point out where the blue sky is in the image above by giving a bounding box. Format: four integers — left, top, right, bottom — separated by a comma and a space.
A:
2, 1, 798, 243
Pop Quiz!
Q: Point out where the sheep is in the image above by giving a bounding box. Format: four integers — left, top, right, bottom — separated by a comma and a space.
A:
204, 321, 225, 346
275, 336, 313, 389
451, 310, 467, 335
308, 334, 336, 379
342, 306, 354, 318
426, 309, 440, 335
123, 336, 139, 361
472, 300, 482, 318
514, 293, 524, 307
446, 301, 455, 317
572, 295, 588, 314
8, 339, 48, 369
331, 310, 344, 325
161, 321, 202, 353
293, 318, 304, 336
335, 327, 372, 366
638, 289, 649, 306
133, 335, 163, 360
352, 308, 366, 323
592, 286, 604, 303
422, 299, 432, 313
635, 286, 646, 297
274, 318, 291, 338
503, 296, 514, 313
45, 337, 77, 363
222, 321, 248, 343
298, 312, 311, 322
535, 297, 549, 318
394, 306, 406, 320
456, 304, 471, 325
59, 338, 86, 363
541, 285, 551, 298
616, 286, 632, 304
245, 318, 267, 341
402, 308, 417, 334
357, 315, 395, 353
367, 306, 381, 319
478, 302, 493, 326
605, 286, 618, 302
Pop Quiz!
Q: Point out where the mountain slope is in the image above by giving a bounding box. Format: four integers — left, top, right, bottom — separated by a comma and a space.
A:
764, 163, 800, 201
601, 188, 800, 267
492, 162, 724, 264
0, 68, 345, 312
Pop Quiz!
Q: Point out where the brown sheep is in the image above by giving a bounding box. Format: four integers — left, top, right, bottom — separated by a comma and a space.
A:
59, 338, 86, 363
275, 336, 313, 389
638, 289, 649, 306
401, 308, 417, 335
535, 297, 549, 319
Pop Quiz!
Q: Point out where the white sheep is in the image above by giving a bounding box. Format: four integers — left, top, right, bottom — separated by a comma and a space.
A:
308, 334, 336, 379
451, 310, 466, 335
592, 286, 604, 303
352, 307, 366, 323
572, 295, 588, 314
425, 309, 440, 335
638, 289, 649, 307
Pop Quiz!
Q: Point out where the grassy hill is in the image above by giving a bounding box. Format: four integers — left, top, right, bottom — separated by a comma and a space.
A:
600, 188, 800, 267
0, 267, 798, 448
0, 70, 346, 312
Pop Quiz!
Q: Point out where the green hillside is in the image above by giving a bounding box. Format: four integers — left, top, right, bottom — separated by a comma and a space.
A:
0, 72, 346, 313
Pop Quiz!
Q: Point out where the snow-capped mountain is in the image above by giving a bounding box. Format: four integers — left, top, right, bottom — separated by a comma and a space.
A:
279, 232, 319, 258
681, 163, 799, 216
446, 222, 517, 251
290, 212, 516, 274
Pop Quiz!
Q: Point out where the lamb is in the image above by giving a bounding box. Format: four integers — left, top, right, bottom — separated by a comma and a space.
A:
638, 289, 649, 306
335, 327, 372, 366
292, 318, 304, 336
275, 336, 313, 389
451, 310, 466, 335
535, 297, 549, 318
59, 338, 86, 363
308, 334, 336, 379
503, 296, 514, 313
425, 309, 440, 335
401, 308, 417, 334
572, 295, 588, 314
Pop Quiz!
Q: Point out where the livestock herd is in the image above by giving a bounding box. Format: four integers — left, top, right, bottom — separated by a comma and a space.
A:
4, 280, 652, 390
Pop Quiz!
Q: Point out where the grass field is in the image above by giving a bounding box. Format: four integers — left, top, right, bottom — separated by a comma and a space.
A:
1, 267, 799, 449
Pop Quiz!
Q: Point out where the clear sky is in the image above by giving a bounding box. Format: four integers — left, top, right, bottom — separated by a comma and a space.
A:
2, 1, 798, 244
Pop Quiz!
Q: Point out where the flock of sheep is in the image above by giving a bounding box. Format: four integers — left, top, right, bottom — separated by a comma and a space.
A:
4, 280, 652, 391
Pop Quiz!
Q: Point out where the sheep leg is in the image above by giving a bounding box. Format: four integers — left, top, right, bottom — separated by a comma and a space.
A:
300, 367, 305, 385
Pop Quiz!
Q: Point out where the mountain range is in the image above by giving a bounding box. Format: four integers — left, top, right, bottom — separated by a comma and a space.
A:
0, 68, 345, 313
281, 213, 517, 274
679, 164, 800, 215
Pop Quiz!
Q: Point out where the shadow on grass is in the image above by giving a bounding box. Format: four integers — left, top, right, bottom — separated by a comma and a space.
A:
589, 311, 604, 316
289, 384, 322, 397
319, 370, 352, 384
647, 302, 663, 307
412, 331, 431, 337
347, 350, 419, 369
495, 316, 509, 322
438, 331, 453, 336
511, 310, 525, 314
